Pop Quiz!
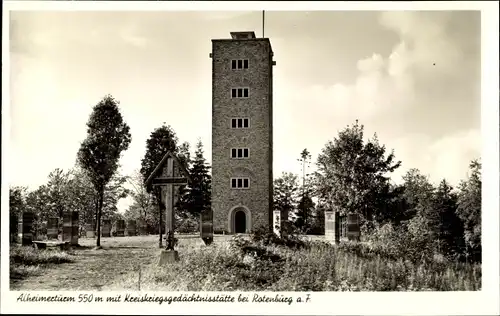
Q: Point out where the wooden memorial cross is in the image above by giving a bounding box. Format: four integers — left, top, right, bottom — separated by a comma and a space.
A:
146, 151, 192, 252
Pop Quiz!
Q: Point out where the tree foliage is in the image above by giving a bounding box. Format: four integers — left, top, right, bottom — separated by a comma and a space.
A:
295, 194, 315, 232
9, 186, 27, 218
178, 139, 211, 217
124, 169, 158, 233
77, 95, 131, 246
273, 172, 299, 220
456, 160, 481, 261
433, 179, 464, 258
315, 120, 401, 225
140, 123, 179, 245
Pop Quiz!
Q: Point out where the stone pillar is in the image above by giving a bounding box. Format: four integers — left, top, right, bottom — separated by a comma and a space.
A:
273, 210, 281, 237
63, 211, 79, 245
102, 220, 111, 237
86, 223, 95, 238
10, 214, 19, 243
71, 212, 79, 245
22, 212, 34, 246
116, 219, 125, 237
39, 221, 48, 240
126, 220, 137, 236
325, 210, 340, 244
18, 222, 23, 242
138, 219, 147, 235
62, 212, 72, 242
200, 210, 213, 245
47, 217, 59, 239
347, 213, 360, 241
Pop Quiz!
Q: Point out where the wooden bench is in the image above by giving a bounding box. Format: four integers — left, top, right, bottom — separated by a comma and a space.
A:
32, 240, 71, 251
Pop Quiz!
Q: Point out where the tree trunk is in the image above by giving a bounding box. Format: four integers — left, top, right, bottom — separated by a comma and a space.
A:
94, 198, 99, 232
96, 188, 104, 247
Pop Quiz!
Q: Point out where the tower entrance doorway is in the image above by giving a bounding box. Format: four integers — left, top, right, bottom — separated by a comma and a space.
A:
234, 210, 246, 233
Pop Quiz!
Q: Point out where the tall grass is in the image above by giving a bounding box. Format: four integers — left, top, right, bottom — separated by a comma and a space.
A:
10, 245, 75, 280
106, 236, 481, 291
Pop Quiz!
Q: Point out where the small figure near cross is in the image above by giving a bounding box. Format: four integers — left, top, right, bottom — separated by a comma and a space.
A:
165, 230, 177, 251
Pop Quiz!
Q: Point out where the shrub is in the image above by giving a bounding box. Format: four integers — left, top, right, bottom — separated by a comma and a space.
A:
361, 222, 437, 264
251, 225, 310, 250
175, 215, 199, 234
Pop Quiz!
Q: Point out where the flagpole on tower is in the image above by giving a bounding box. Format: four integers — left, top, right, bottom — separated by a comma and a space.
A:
262, 10, 265, 38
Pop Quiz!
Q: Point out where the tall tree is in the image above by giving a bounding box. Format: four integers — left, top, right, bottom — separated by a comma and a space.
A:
175, 141, 192, 217
315, 120, 400, 226
433, 179, 464, 258
456, 159, 481, 262
273, 172, 299, 222
25, 185, 52, 234
178, 139, 211, 217
46, 168, 71, 220
399, 169, 441, 257
295, 194, 315, 232
401, 169, 436, 224
296, 148, 314, 232
9, 186, 27, 240
101, 173, 130, 219
126, 170, 154, 221
77, 95, 131, 247
9, 186, 27, 218
140, 123, 178, 247
66, 166, 98, 229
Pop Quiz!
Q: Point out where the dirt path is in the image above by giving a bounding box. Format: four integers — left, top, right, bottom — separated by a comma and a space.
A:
10, 236, 165, 291
10, 247, 156, 291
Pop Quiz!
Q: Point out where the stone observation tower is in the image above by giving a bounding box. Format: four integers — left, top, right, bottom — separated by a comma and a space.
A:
210, 31, 276, 234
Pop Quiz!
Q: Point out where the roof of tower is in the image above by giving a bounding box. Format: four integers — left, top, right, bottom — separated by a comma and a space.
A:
211, 31, 273, 53
230, 31, 256, 39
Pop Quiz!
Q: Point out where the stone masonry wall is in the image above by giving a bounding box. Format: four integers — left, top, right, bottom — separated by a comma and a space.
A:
211, 38, 274, 233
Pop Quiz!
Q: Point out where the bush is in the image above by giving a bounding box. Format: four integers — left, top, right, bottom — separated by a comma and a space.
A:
251, 225, 310, 250
361, 222, 437, 264
175, 215, 199, 234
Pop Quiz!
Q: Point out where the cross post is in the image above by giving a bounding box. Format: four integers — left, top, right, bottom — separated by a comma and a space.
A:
146, 151, 191, 258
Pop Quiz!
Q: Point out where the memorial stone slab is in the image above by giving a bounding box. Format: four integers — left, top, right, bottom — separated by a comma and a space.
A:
47, 217, 59, 239
116, 219, 125, 237
22, 212, 34, 246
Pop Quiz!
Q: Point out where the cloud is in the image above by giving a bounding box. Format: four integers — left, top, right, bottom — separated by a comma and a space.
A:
427, 129, 481, 184
285, 11, 480, 184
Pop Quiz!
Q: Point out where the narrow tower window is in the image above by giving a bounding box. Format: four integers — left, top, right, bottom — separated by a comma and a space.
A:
231, 59, 249, 70
231, 118, 250, 129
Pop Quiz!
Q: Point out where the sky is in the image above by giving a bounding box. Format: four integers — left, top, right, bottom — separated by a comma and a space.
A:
8, 10, 481, 212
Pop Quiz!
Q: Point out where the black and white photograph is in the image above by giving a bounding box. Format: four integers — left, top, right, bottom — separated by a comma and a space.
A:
2, 2, 499, 315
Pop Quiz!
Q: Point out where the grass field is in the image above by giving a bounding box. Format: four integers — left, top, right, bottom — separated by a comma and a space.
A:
9, 234, 481, 291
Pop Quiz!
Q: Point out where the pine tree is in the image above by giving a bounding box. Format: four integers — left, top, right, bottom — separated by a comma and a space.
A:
433, 179, 464, 258
180, 139, 211, 216
456, 159, 481, 262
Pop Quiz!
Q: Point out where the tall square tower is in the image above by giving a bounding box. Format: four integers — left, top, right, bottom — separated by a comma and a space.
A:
210, 31, 275, 234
